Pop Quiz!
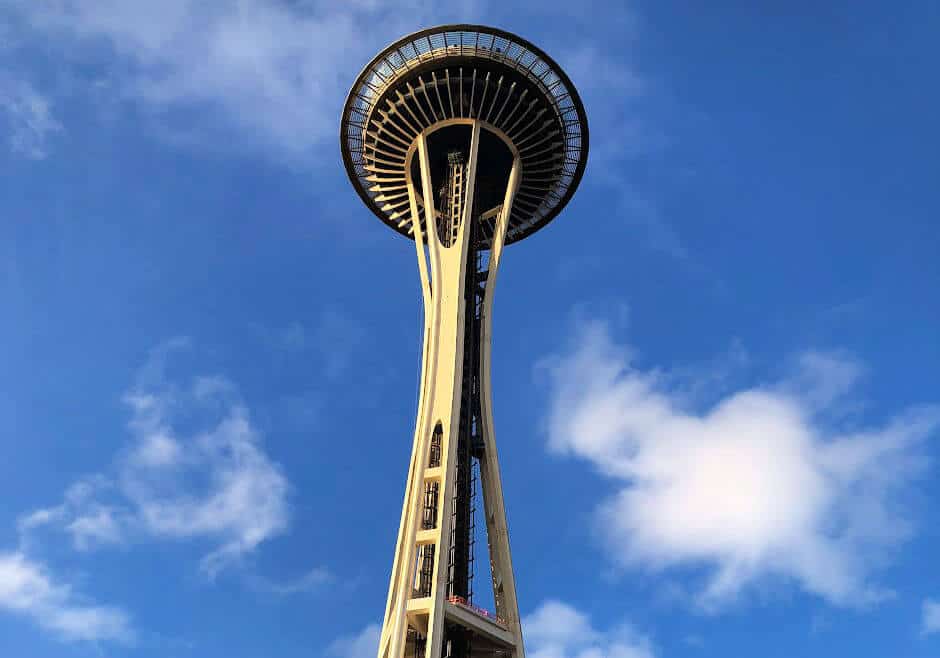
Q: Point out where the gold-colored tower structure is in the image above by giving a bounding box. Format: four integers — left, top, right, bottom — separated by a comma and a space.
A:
340, 24, 588, 658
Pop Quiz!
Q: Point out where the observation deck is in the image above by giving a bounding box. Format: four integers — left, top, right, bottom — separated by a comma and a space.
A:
340, 24, 589, 246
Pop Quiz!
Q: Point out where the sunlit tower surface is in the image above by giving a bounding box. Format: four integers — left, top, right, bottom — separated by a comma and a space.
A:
340, 24, 588, 658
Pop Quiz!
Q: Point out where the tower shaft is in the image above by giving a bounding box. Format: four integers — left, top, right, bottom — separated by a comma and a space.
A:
378, 121, 524, 658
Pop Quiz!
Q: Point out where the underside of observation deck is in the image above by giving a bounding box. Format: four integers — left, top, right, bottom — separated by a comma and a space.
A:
341, 25, 589, 247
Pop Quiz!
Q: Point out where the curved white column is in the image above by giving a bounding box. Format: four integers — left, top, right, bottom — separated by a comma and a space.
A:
378, 119, 524, 658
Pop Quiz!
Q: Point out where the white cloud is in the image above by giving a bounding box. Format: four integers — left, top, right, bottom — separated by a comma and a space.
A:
785, 350, 866, 410
541, 318, 938, 608
0, 552, 132, 643
65, 506, 124, 550
9, 0, 481, 159
132, 430, 182, 468
19, 477, 126, 551
923, 599, 940, 636
121, 380, 290, 577
5, 339, 289, 642
0, 74, 62, 158
21, 339, 290, 577
328, 623, 381, 658
255, 566, 332, 595
525, 600, 655, 658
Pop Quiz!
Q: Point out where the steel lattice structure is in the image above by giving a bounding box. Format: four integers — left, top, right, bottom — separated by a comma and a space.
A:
340, 24, 588, 658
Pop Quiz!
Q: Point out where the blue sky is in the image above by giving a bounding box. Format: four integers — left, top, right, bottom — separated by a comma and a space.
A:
1, 1, 939, 657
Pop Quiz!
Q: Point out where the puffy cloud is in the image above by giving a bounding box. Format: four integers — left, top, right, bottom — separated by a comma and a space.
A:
525, 600, 655, 658
0, 552, 132, 643
922, 599, 940, 636
541, 318, 937, 608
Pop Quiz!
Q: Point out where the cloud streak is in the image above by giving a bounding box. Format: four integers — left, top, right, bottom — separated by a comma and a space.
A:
0, 552, 133, 643
541, 317, 937, 608
253, 566, 333, 596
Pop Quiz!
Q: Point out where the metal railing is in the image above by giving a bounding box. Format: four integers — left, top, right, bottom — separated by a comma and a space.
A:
447, 595, 508, 627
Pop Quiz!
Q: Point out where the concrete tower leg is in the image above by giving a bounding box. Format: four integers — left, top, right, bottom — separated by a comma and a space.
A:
377, 118, 524, 658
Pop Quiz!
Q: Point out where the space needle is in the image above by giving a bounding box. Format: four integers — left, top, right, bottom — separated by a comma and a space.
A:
340, 24, 589, 658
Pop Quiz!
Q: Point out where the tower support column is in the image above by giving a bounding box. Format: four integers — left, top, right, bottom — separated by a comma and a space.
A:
377, 119, 524, 658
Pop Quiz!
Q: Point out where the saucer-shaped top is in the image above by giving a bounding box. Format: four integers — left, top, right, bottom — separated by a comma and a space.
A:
340, 24, 589, 246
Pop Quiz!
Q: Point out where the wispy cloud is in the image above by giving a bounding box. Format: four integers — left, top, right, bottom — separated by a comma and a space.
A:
561, 43, 653, 166
7, 0, 481, 160
0, 74, 62, 159
5, 338, 290, 643
19, 477, 127, 552
328, 622, 381, 658
525, 599, 655, 658
540, 316, 938, 609
21, 338, 290, 578
923, 598, 940, 636
265, 310, 366, 379
251, 566, 332, 596
0, 552, 133, 643
547, 10, 690, 264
